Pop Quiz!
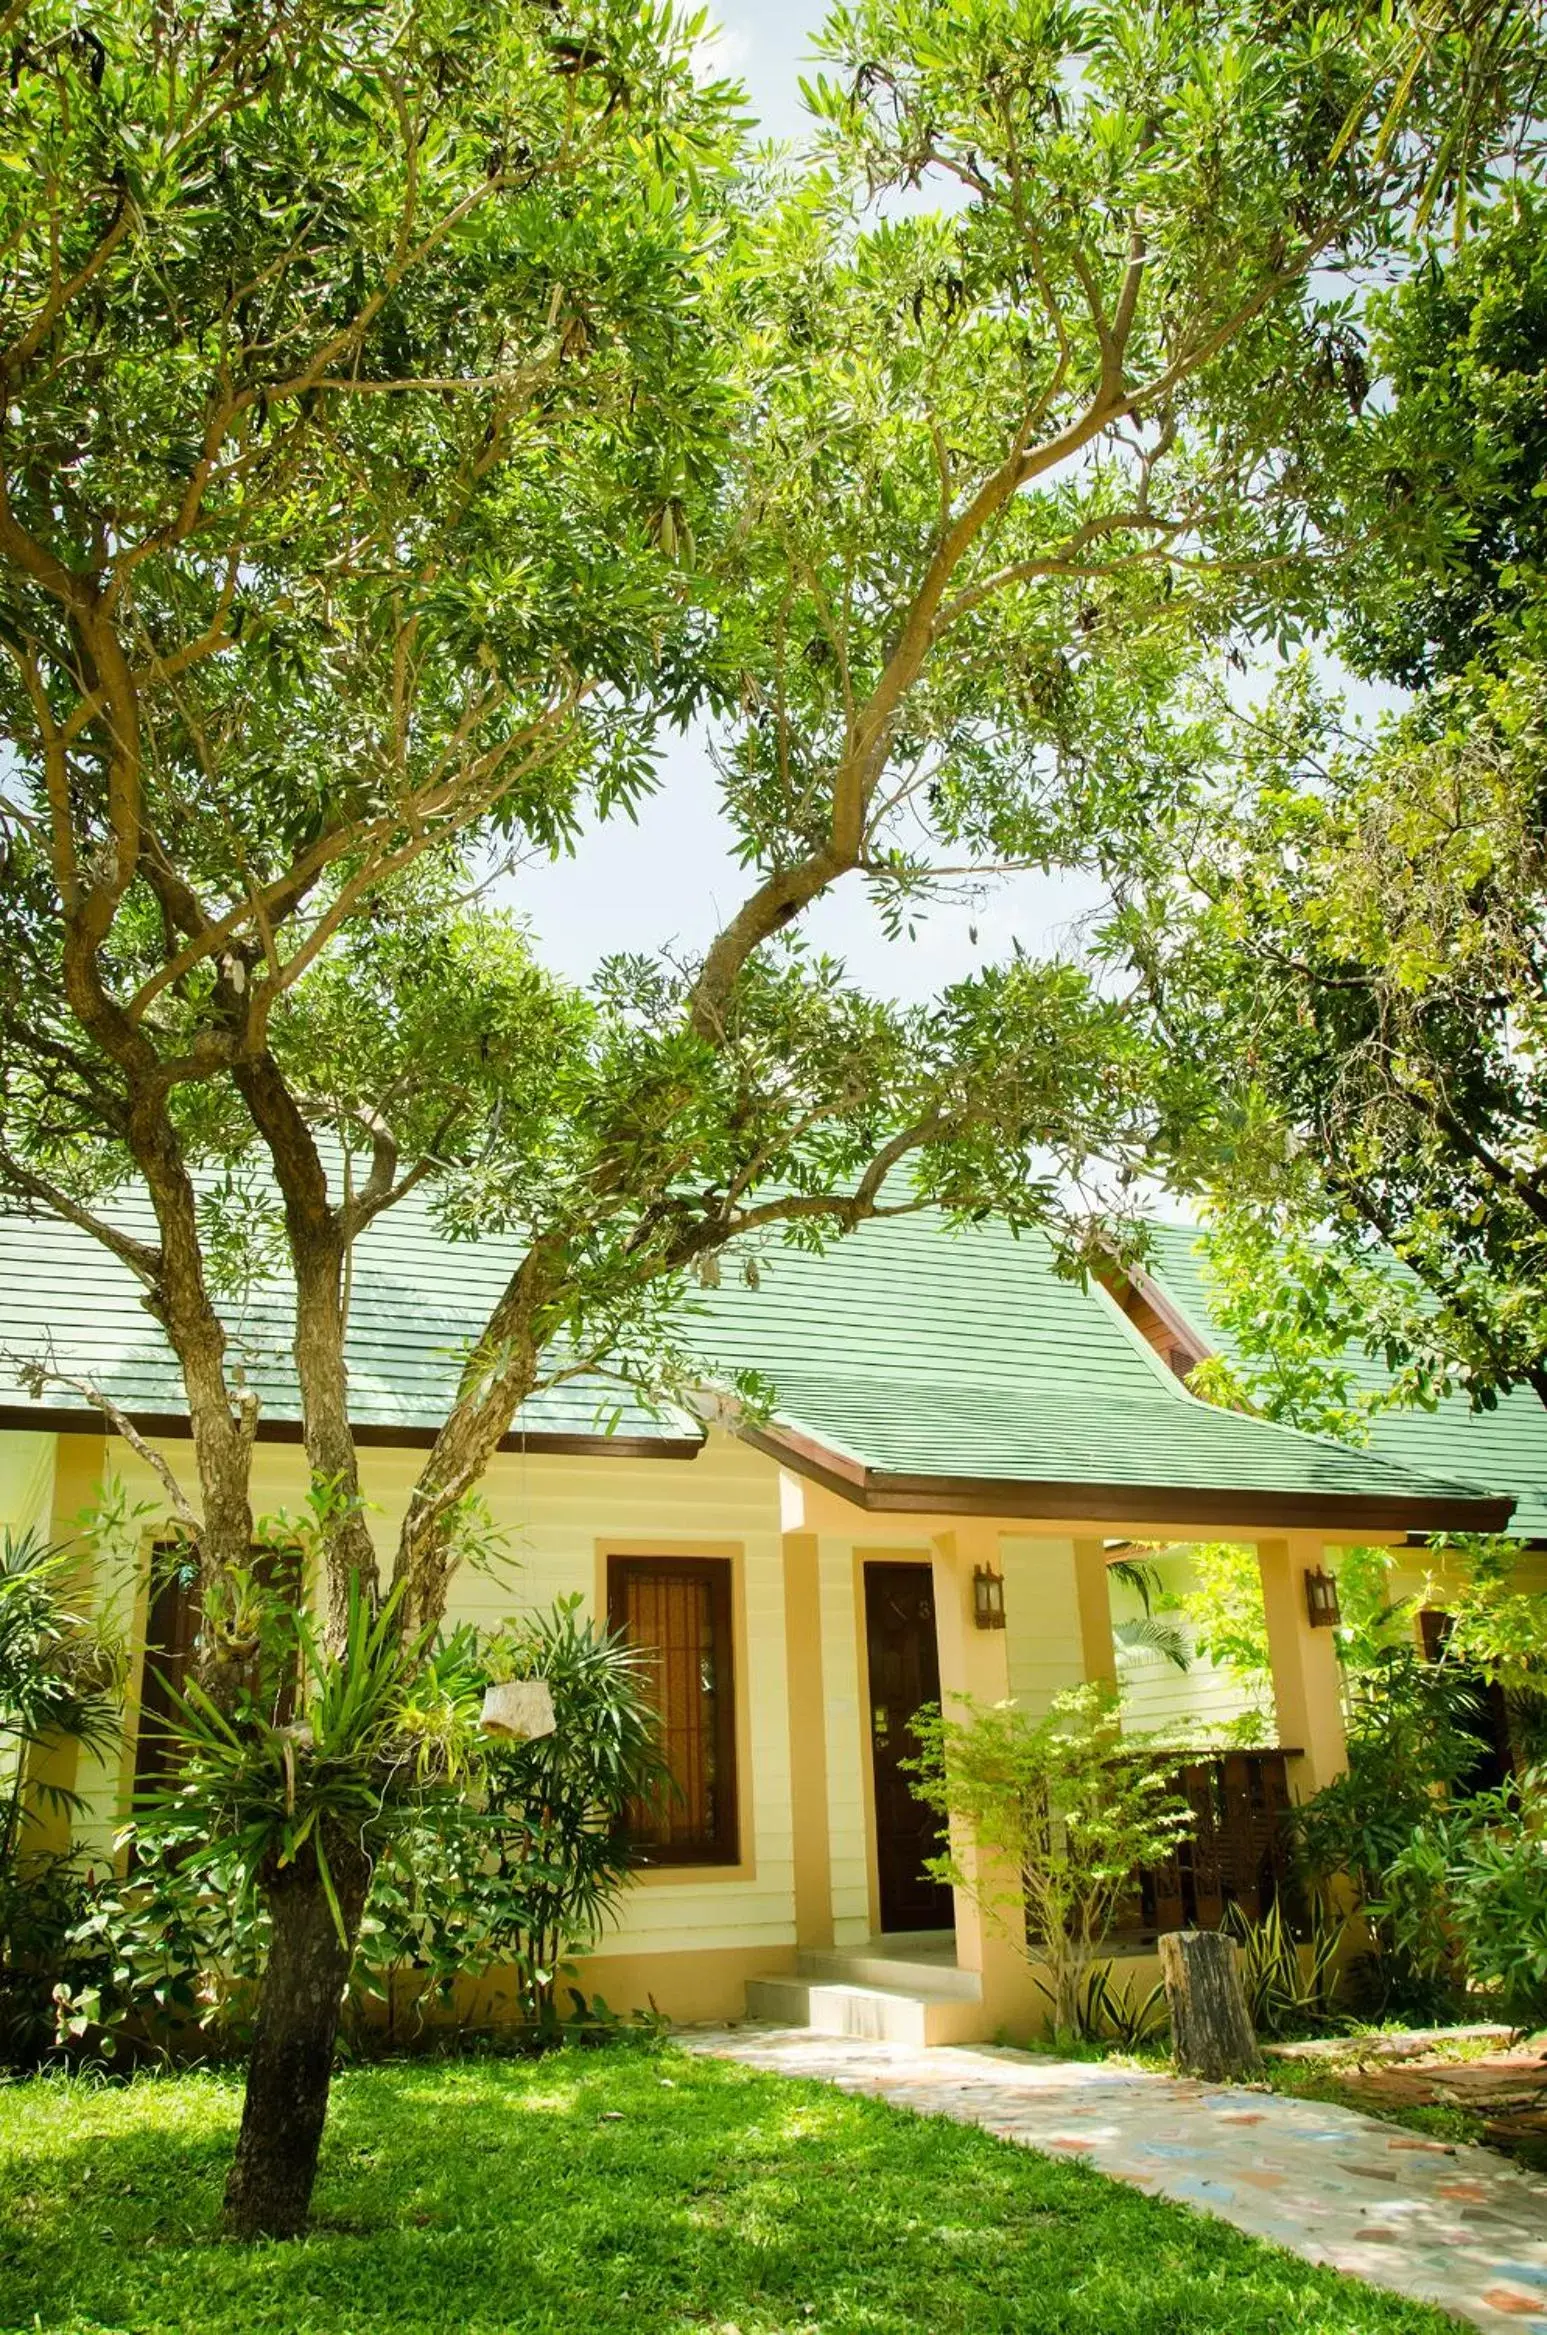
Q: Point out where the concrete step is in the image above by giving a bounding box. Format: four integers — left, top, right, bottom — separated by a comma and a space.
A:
795, 1947, 983, 2003
742, 1974, 985, 2047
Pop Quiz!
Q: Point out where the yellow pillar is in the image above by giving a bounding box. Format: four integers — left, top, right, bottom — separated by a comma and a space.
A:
931, 1525, 1040, 2034
781, 1531, 834, 1948
1256, 1534, 1348, 1797
1073, 1538, 1118, 1691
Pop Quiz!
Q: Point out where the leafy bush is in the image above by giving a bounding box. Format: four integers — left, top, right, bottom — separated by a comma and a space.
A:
909, 1685, 1194, 2039
1293, 1643, 1485, 2016
1076, 1959, 1170, 2050
1374, 1767, 1547, 2027
0, 1852, 89, 2065
0, 1529, 124, 2067
52, 1597, 666, 2059
352, 1596, 668, 2036
0, 1529, 123, 1867
52, 1822, 269, 2062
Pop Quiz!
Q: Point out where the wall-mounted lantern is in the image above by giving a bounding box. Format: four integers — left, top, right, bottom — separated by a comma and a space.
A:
973, 1565, 1006, 1630
1303, 1567, 1341, 1629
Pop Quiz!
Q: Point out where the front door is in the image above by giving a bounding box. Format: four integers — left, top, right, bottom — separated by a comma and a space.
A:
864, 1561, 954, 1933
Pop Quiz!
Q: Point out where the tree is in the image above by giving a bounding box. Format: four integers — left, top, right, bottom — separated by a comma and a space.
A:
1109, 190, 1547, 1424
1341, 186, 1547, 685
1, 0, 1539, 2235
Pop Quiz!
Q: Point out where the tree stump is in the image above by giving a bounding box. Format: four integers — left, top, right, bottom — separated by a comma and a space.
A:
1158, 1929, 1261, 2082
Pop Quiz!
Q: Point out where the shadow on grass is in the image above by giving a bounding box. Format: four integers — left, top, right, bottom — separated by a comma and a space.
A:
0, 2049, 1455, 2335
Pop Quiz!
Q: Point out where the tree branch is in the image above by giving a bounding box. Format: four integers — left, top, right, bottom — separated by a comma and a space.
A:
9, 1345, 198, 1532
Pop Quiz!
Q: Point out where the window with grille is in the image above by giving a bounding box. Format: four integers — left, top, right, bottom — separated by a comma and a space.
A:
607, 1556, 738, 1865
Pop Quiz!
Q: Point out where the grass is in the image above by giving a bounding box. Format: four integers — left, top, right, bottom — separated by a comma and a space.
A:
1260, 2030, 1541, 2159
0, 2044, 1464, 2335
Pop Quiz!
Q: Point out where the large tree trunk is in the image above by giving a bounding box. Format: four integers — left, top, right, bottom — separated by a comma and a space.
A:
222, 1830, 372, 2240
235, 1053, 381, 1639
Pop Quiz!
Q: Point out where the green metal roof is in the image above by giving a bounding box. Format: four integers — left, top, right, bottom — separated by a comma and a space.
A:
0, 1191, 695, 1451
687, 1211, 1507, 1528
1139, 1222, 1547, 1542
0, 1192, 1512, 1528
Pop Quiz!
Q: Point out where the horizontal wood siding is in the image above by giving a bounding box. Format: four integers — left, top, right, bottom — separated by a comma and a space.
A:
41, 1426, 798, 1961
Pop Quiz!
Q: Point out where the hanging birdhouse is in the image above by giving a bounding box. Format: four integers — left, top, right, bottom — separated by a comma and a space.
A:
480, 1677, 557, 1741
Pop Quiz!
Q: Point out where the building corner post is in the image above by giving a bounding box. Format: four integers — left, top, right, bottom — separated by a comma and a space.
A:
930, 1525, 1040, 2037
1256, 1533, 1348, 1798
781, 1530, 834, 1949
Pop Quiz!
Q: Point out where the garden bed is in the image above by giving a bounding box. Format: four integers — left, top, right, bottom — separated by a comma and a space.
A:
1262, 2027, 1547, 2173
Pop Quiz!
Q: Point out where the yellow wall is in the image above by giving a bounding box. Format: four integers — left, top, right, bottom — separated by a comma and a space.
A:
1002, 1535, 1086, 1718
37, 1424, 802, 1973
0, 1430, 57, 1543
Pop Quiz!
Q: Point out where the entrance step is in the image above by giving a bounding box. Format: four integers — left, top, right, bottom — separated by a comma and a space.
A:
742, 1973, 985, 2047
795, 1946, 982, 2003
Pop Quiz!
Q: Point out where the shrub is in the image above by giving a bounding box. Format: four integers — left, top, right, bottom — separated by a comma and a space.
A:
1374, 1766, 1547, 2027
908, 1684, 1194, 2039
1076, 1959, 1170, 2050
352, 1596, 669, 2035
1222, 1898, 1346, 2040
53, 1597, 666, 2059
1292, 1643, 1485, 2017
51, 1819, 270, 2063
0, 1529, 124, 2068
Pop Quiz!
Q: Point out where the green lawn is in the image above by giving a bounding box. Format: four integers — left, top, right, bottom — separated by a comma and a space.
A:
0, 2045, 1459, 2335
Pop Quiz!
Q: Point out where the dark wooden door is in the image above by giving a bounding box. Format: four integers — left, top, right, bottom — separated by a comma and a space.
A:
864, 1562, 954, 1933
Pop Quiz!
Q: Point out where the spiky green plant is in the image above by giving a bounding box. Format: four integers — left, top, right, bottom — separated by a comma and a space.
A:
0, 1530, 122, 1874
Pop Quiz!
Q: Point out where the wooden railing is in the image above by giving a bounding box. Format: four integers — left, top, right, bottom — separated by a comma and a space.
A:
1110, 1748, 1299, 1944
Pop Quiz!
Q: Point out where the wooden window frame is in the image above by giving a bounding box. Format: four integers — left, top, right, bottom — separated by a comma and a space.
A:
131, 1537, 203, 1807
607, 1553, 740, 1868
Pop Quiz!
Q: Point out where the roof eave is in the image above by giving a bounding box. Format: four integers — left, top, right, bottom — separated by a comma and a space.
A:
738, 1421, 1515, 1535
0, 1402, 704, 1464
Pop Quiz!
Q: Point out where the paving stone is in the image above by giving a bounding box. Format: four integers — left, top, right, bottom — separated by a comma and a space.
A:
682, 2023, 1547, 2334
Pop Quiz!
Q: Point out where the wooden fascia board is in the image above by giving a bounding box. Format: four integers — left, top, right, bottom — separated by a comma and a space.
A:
1124, 1270, 1222, 1363
0, 1403, 704, 1463
736, 1422, 1514, 1536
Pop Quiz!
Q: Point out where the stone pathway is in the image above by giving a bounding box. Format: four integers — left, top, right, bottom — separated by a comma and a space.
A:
681, 2024, 1547, 2332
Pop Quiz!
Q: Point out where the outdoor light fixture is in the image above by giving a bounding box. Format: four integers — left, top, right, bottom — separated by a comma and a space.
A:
1303, 1566, 1342, 1629
973, 1565, 1007, 1630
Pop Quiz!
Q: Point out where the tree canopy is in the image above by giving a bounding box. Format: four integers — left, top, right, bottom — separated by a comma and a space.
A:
1112, 191, 1547, 1419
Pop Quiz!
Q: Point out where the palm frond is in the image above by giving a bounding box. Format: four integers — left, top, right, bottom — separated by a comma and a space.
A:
1114, 1616, 1192, 1674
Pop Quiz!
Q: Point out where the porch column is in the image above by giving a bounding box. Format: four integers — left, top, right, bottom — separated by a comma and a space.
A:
1256, 1534, 1348, 1797
931, 1525, 1038, 2032
781, 1531, 834, 1948
1072, 1538, 1118, 1691
24, 1440, 104, 1858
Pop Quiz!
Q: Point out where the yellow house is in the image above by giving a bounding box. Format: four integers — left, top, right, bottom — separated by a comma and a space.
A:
1, 1199, 1527, 2043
